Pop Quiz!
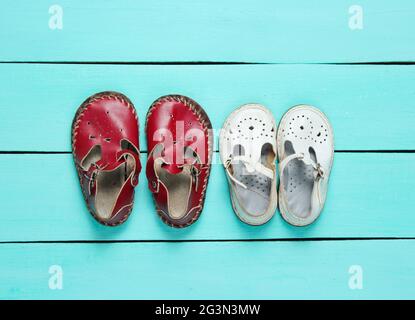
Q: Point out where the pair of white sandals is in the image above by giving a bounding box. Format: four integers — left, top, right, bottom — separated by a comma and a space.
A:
219, 104, 334, 226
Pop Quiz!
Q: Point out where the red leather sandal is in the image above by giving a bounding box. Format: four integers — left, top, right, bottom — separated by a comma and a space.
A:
72, 91, 141, 226
146, 95, 213, 228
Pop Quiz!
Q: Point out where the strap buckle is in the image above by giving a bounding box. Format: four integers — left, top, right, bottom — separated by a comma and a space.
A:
297, 153, 324, 180
223, 157, 248, 189
84, 162, 100, 195
315, 163, 325, 180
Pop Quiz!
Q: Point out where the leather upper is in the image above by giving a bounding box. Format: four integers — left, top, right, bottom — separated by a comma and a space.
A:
72, 91, 141, 226
219, 104, 278, 225
277, 105, 334, 226
145, 95, 212, 228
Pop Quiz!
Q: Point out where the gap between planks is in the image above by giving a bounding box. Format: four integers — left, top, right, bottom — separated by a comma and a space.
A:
1, 61, 415, 65
1, 237, 415, 245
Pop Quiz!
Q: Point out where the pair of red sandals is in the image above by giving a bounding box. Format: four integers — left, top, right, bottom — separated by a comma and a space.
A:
72, 92, 213, 228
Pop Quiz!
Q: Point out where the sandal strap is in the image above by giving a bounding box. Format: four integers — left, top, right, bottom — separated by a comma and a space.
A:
116, 149, 141, 187
224, 155, 274, 189
279, 152, 325, 209
232, 155, 274, 179
84, 149, 140, 197
84, 160, 105, 196
279, 153, 325, 181
224, 158, 248, 189
149, 156, 207, 194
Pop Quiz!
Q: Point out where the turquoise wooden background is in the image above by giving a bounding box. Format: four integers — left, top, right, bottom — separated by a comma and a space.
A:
0, 0, 414, 299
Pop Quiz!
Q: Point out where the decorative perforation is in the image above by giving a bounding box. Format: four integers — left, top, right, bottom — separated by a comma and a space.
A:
236, 172, 271, 196
226, 114, 276, 145
281, 113, 329, 144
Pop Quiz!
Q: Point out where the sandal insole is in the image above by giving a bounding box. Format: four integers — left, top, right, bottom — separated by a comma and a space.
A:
282, 159, 314, 218
233, 165, 271, 216
157, 169, 192, 219
231, 143, 274, 216
95, 166, 125, 220
95, 158, 135, 220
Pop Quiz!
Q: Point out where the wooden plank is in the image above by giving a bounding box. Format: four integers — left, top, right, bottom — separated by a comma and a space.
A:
1, 1, 414, 62
1, 64, 415, 151
0, 153, 414, 242
1, 240, 414, 299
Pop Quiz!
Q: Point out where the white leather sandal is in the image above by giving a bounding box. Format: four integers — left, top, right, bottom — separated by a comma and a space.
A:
277, 105, 334, 226
219, 104, 278, 225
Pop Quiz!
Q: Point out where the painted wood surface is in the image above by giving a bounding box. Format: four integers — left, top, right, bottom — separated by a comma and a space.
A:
1, 240, 414, 299
0, 153, 414, 242
1, 1, 414, 63
0, 0, 414, 300
1, 64, 415, 151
